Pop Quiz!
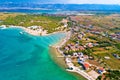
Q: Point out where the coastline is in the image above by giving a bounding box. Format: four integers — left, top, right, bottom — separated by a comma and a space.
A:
0, 25, 68, 36
49, 47, 88, 80
49, 31, 71, 68
13, 26, 48, 36
0, 25, 48, 36
49, 46, 67, 68
1, 25, 95, 80
50, 31, 95, 80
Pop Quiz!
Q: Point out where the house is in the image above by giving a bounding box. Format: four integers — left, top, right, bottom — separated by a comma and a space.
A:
113, 54, 120, 59
117, 35, 120, 40
109, 34, 117, 39
28, 26, 41, 30
78, 58, 84, 64
73, 52, 78, 56
79, 46, 85, 50
70, 46, 76, 51
115, 32, 120, 35
86, 43, 93, 48
81, 32, 85, 36
90, 29, 102, 34
89, 56, 94, 60
83, 62, 90, 70
84, 55, 89, 60
65, 46, 70, 51
104, 56, 110, 60
77, 35, 83, 39
78, 52, 84, 57
65, 58, 72, 63
89, 25, 94, 29
73, 26, 80, 32
93, 43, 99, 46
98, 67, 104, 74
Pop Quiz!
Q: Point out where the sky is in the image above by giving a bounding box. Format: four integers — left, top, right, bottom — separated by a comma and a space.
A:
0, 0, 120, 4
67, 0, 120, 4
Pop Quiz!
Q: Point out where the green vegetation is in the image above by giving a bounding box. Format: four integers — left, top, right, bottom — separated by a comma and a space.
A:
0, 14, 65, 33
97, 70, 120, 80
85, 33, 120, 69
63, 15, 120, 69
0, 13, 20, 20
107, 70, 120, 80
115, 43, 120, 49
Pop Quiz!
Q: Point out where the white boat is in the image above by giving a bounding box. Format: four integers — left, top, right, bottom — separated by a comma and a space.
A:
19, 31, 24, 34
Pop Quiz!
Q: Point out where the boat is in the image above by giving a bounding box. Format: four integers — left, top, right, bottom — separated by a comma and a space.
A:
19, 31, 24, 34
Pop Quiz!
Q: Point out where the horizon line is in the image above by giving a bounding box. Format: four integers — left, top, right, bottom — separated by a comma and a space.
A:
0, 2, 120, 5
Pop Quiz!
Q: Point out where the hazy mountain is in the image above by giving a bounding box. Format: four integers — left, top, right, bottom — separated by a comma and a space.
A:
0, 3, 120, 11
0, 0, 66, 4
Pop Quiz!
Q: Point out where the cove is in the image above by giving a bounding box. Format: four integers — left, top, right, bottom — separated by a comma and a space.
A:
0, 27, 85, 80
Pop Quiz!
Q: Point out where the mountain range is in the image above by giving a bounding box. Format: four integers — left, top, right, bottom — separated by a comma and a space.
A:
0, 3, 120, 11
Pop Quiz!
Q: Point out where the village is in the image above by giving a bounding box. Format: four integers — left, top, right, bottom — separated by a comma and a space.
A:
0, 13, 120, 80
59, 15, 120, 80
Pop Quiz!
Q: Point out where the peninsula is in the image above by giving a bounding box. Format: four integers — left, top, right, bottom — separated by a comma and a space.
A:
0, 12, 120, 80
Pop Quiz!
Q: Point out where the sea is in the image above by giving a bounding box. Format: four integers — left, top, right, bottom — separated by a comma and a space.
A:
0, 9, 59, 14
0, 9, 119, 15
0, 27, 85, 80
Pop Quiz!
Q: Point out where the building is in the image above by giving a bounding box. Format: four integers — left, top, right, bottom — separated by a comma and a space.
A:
83, 62, 90, 70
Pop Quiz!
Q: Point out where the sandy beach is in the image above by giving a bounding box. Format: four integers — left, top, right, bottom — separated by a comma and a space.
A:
6, 25, 48, 36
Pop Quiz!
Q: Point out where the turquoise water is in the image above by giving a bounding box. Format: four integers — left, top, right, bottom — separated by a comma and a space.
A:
0, 28, 84, 80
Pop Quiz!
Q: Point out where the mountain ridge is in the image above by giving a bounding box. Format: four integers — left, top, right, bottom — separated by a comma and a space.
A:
0, 4, 120, 11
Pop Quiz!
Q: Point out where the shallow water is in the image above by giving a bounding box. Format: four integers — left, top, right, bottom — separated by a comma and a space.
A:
0, 27, 85, 80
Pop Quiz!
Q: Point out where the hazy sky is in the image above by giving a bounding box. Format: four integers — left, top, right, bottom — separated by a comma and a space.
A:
67, 0, 120, 4
1, 0, 120, 4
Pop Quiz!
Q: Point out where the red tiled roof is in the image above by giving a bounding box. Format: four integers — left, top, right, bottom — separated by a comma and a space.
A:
84, 63, 90, 69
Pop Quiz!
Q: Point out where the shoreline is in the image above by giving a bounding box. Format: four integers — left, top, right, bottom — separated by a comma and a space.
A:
1, 25, 95, 80
49, 46, 67, 68
0, 25, 67, 36
0, 25, 48, 36
49, 31, 71, 68
49, 47, 88, 80
50, 31, 95, 80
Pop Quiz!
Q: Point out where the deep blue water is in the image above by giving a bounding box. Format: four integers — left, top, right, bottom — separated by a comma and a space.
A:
0, 9, 59, 14
0, 28, 84, 80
